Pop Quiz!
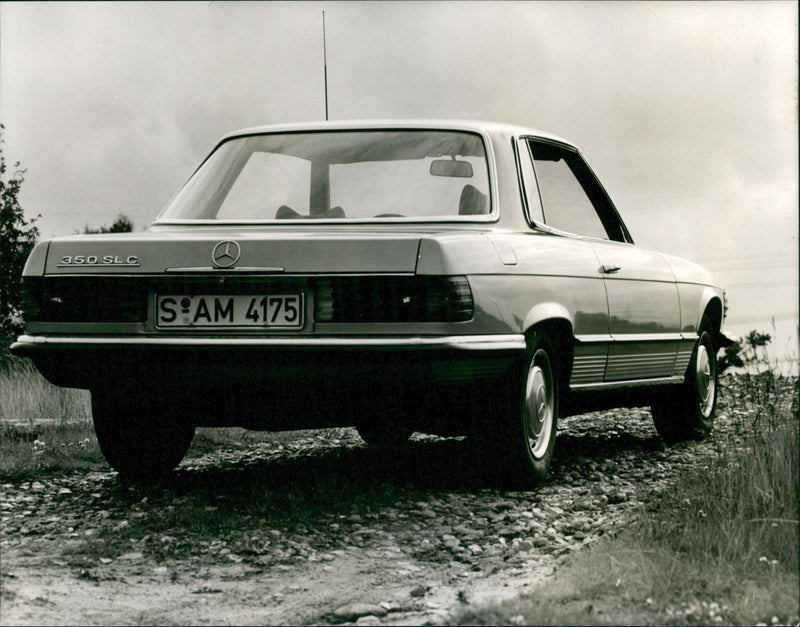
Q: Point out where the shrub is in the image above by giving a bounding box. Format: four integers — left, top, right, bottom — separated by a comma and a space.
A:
0, 125, 39, 367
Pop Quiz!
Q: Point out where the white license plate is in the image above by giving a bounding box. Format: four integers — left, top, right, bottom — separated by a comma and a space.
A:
156, 294, 303, 328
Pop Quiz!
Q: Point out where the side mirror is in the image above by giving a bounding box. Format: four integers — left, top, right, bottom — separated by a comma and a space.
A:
430, 159, 473, 178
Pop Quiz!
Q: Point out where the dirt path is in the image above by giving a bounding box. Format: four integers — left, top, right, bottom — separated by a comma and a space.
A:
1, 402, 742, 626
2, 540, 555, 625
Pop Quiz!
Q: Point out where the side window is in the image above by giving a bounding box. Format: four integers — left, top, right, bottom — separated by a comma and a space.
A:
527, 140, 623, 241
516, 140, 545, 224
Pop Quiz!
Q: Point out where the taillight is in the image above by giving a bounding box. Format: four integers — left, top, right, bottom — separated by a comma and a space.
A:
314, 276, 473, 323
21, 277, 148, 323
20, 278, 42, 322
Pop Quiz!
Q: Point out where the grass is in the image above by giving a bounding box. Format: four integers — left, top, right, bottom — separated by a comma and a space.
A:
456, 539, 797, 625
0, 357, 104, 479
456, 362, 799, 625
0, 357, 92, 427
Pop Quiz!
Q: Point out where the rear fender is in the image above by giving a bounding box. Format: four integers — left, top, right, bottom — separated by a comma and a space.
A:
522, 302, 573, 335
22, 242, 50, 276
522, 307, 575, 398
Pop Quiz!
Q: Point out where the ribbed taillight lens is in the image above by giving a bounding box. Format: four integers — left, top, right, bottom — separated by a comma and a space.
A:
20, 278, 42, 322
21, 277, 148, 323
426, 276, 473, 321
314, 276, 473, 323
315, 279, 335, 322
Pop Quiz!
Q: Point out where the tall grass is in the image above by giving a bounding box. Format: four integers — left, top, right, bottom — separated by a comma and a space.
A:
0, 357, 91, 427
0, 356, 101, 479
456, 344, 799, 625
643, 369, 798, 574
617, 362, 799, 624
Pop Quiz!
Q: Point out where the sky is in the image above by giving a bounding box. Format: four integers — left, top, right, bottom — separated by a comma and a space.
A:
1, 1, 797, 361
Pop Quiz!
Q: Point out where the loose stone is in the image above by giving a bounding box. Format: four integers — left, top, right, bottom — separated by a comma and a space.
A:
332, 603, 387, 622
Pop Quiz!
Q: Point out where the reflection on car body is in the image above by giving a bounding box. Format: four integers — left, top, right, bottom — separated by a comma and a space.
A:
11, 120, 733, 484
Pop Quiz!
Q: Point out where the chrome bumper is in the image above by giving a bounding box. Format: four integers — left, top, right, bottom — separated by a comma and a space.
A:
11, 333, 526, 390
12, 333, 526, 352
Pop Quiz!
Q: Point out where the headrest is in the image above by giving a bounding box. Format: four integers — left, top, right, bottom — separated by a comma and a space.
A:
459, 185, 488, 215
275, 206, 346, 219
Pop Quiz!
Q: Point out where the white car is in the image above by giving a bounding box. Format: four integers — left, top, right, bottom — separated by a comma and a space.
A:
12, 120, 733, 483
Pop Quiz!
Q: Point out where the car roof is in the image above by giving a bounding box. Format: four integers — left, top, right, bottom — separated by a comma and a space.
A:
219, 119, 576, 149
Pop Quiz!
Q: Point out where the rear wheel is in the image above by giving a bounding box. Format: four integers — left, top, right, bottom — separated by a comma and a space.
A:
651, 317, 717, 443
91, 389, 195, 481
491, 332, 558, 488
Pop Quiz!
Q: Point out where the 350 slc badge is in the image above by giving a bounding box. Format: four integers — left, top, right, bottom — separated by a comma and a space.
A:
58, 255, 140, 267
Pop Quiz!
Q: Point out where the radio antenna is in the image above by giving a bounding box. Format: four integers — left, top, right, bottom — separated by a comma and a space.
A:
322, 11, 329, 121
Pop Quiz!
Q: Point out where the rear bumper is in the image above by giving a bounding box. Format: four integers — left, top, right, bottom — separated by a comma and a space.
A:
12, 333, 525, 351
11, 333, 525, 390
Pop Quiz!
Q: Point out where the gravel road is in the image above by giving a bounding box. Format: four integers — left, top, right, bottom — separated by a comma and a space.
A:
0, 383, 751, 625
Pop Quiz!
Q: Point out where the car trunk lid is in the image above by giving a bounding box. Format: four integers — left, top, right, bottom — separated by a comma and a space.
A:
43, 231, 423, 275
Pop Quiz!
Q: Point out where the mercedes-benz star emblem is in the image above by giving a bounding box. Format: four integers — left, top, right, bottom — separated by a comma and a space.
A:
211, 240, 241, 268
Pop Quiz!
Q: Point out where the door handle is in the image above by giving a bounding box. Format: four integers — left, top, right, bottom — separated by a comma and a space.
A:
601, 264, 621, 274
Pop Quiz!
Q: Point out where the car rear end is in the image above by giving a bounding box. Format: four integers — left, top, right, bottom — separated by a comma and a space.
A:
12, 123, 524, 433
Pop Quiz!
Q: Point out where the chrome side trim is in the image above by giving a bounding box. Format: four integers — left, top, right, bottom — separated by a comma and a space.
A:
13, 334, 526, 351
570, 375, 684, 391
574, 334, 611, 344
605, 352, 680, 381
574, 333, 696, 344
570, 354, 607, 385
673, 347, 694, 376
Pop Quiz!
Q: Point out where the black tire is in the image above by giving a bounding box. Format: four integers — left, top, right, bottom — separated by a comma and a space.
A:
651, 316, 717, 443
492, 331, 559, 488
356, 421, 412, 447
91, 389, 195, 481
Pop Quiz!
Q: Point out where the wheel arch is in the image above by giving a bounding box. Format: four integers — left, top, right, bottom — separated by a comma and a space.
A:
522, 313, 575, 399
700, 293, 726, 347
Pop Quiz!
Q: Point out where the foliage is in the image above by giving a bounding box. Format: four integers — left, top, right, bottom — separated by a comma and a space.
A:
742, 330, 773, 359
717, 329, 772, 375
717, 342, 744, 374
0, 125, 39, 360
83, 213, 134, 234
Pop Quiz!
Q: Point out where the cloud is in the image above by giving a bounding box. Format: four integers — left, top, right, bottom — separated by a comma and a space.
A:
1, 0, 796, 255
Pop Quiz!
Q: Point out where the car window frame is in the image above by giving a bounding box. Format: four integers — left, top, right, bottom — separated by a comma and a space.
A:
154, 128, 501, 226
515, 136, 634, 244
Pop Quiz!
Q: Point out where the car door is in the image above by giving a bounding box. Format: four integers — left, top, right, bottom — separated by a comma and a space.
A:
522, 138, 682, 384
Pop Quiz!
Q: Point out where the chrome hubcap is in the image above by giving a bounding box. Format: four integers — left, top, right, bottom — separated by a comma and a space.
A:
696, 338, 715, 417
524, 350, 553, 459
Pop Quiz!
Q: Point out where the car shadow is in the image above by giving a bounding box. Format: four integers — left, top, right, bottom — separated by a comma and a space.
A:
555, 429, 666, 466
171, 437, 498, 493
100, 415, 668, 510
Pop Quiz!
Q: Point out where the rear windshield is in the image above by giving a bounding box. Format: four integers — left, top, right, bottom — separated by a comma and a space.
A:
157, 130, 491, 222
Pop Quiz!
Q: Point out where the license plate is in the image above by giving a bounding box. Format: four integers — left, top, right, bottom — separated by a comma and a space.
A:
156, 294, 303, 328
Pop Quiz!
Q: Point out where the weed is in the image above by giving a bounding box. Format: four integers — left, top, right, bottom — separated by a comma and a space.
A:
0, 356, 102, 479
0, 357, 91, 427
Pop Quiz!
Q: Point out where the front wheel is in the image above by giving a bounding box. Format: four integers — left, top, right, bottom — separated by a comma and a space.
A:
91, 389, 195, 481
651, 317, 717, 443
491, 332, 559, 488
